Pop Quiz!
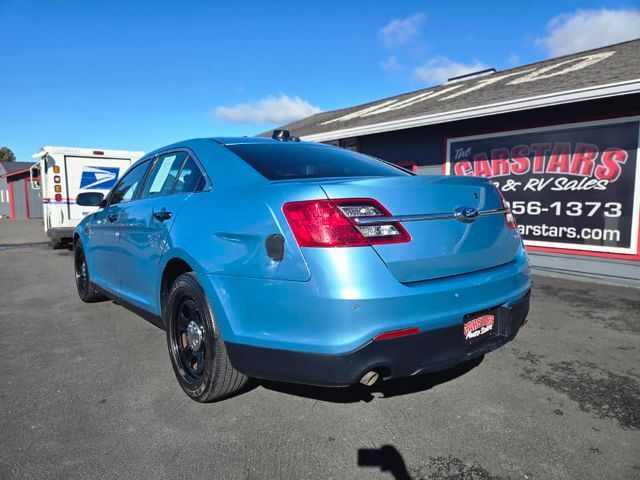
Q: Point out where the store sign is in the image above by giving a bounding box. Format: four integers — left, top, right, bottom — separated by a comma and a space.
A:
446, 118, 640, 255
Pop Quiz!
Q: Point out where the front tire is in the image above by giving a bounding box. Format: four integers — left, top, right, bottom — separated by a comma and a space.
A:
74, 243, 108, 303
166, 273, 248, 402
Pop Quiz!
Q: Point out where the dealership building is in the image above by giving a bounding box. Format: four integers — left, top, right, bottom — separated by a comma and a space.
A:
275, 39, 640, 286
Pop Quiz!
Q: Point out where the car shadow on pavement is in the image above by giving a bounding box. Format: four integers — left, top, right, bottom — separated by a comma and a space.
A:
258, 356, 483, 403
358, 445, 412, 479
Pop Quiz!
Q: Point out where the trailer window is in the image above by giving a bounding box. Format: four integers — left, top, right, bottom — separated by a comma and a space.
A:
109, 161, 150, 205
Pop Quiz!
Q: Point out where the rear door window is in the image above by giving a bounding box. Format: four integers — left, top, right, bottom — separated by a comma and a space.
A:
226, 143, 410, 180
140, 152, 188, 198
173, 156, 205, 194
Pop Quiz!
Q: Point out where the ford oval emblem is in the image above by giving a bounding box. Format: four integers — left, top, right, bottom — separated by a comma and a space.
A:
454, 206, 479, 223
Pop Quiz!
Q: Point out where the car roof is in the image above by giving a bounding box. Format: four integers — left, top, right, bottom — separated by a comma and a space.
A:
144, 137, 328, 157
211, 137, 281, 145
210, 137, 332, 147
168, 137, 335, 155
137, 137, 338, 187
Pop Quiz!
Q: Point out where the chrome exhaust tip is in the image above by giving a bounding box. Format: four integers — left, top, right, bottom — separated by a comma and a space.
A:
360, 370, 380, 387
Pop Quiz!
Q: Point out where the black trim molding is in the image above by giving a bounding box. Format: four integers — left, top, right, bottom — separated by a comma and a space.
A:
92, 283, 164, 330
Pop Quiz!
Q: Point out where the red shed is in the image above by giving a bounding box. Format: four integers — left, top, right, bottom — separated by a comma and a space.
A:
0, 162, 42, 220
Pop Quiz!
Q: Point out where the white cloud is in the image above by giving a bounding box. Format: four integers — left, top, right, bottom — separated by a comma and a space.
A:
414, 57, 489, 85
379, 13, 425, 47
380, 56, 402, 71
507, 53, 520, 66
535, 8, 640, 56
214, 94, 322, 124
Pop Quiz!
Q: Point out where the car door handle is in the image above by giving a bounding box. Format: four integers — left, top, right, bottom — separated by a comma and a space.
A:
107, 213, 119, 223
153, 210, 172, 222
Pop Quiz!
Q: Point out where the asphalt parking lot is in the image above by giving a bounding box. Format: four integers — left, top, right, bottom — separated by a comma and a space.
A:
1, 220, 638, 479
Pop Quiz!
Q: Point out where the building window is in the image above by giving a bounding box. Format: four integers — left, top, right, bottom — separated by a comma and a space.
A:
339, 138, 359, 151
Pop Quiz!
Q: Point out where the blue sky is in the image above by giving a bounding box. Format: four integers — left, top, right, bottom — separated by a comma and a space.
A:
1, 0, 639, 161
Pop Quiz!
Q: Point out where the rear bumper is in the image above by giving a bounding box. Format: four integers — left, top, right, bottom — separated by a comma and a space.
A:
203, 247, 531, 355
226, 290, 530, 386
47, 227, 74, 240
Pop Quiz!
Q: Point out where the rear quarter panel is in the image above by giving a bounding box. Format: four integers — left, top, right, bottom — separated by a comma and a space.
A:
164, 182, 332, 282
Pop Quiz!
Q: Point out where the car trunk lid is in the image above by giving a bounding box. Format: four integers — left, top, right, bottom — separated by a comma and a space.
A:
320, 175, 521, 283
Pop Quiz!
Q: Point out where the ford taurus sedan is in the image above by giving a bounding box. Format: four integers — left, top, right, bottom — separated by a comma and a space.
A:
74, 132, 531, 402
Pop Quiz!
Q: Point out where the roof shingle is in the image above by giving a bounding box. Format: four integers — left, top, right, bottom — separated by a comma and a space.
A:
268, 39, 640, 140
0, 161, 33, 175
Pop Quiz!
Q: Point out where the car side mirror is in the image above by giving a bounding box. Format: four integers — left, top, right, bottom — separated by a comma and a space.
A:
77, 192, 105, 207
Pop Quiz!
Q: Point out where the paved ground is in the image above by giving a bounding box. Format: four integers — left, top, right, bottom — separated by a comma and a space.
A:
0, 227, 638, 479
0, 219, 47, 246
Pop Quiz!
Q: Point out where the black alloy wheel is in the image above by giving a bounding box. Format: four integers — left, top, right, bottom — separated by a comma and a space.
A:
74, 243, 107, 303
166, 273, 248, 402
75, 248, 89, 297
172, 298, 207, 383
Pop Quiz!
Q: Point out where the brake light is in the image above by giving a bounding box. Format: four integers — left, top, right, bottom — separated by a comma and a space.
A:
374, 327, 420, 341
283, 200, 367, 247
282, 198, 410, 247
498, 192, 517, 230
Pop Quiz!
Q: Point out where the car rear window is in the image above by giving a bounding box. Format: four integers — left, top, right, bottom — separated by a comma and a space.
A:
226, 143, 410, 180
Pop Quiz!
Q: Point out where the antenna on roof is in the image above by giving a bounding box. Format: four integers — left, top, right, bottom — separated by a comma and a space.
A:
445, 68, 496, 84
272, 129, 290, 141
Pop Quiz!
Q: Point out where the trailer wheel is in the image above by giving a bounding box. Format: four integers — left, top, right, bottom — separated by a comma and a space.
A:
74, 243, 108, 303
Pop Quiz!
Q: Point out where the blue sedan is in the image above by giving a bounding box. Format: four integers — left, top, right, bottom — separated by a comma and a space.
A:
74, 132, 531, 402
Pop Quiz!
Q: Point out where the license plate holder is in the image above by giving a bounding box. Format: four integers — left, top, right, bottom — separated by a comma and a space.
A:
463, 309, 497, 344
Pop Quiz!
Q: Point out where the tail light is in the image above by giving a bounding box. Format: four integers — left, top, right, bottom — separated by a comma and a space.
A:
282, 198, 410, 247
498, 192, 517, 230
374, 327, 420, 341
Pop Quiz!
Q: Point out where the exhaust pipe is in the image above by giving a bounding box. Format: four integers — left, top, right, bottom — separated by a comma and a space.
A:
360, 370, 379, 387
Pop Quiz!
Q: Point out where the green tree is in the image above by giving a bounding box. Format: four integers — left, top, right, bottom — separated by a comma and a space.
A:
0, 147, 16, 162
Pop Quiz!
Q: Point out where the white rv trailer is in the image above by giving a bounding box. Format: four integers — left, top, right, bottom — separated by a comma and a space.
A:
31, 146, 144, 247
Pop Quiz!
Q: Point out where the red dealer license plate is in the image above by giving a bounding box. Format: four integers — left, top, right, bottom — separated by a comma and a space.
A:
463, 312, 496, 343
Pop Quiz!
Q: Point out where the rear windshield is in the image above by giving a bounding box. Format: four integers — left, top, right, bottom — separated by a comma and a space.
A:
226, 143, 410, 180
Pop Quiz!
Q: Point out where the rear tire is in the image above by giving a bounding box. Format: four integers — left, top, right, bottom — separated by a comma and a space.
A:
166, 273, 248, 402
74, 242, 108, 303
